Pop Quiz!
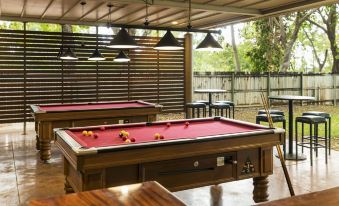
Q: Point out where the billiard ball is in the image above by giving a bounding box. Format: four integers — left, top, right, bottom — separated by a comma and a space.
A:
122, 136, 127, 141
87, 131, 93, 136
124, 131, 129, 137
93, 133, 98, 139
185, 122, 190, 126
160, 135, 164, 139
100, 126, 105, 131
119, 133, 124, 138
130, 137, 136, 142
166, 122, 171, 127
82, 130, 88, 136
125, 139, 131, 143
154, 133, 161, 140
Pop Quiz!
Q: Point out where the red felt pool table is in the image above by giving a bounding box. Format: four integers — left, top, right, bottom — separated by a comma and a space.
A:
30, 100, 162, 161
55, 117, 285, 203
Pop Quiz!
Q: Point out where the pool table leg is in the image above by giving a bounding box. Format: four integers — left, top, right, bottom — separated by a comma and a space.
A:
36, 136, 40, 150
40, 140, 51, 162
253, 176, 269, 203
64, 180, 74, 194
210, 184, 222, 206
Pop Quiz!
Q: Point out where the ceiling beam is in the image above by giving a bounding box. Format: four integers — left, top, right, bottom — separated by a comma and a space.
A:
40, 0, 55, 19
125, 8, 169, 24
96, 5, 128, 22
0, 15, 220, 33
78, 2, 106, 21
59, 0, 82, 19
111, 0, 261, 16
198, 0, 339, 29
149, 9, 186, 24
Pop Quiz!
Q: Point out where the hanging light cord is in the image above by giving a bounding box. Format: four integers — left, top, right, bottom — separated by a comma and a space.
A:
80, 1, 86, 47
187, 0, 192, 29
107, 3, 113, 28
144, 0, 149, 26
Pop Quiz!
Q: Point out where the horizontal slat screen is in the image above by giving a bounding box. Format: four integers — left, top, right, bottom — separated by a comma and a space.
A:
0, 29, 185, 123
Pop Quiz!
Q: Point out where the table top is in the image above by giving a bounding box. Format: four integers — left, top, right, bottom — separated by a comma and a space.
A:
31, 100, 159, 113
29, 181, 185, 206
56, 117, 282, 153
269, 95, 315, 101
257, 186, 339, 206
194, 89, 226, 93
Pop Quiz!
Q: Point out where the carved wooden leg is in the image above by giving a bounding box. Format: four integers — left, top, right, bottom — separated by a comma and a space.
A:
253, 176, 269, 203
210, 184, 223, 206
64, 179, 74, 194
36, 136, 40, 150
40, 140, 51, 162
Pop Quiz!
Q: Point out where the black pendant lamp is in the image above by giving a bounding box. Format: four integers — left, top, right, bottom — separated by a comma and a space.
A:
89, 26, 106, 61
107, 28, 139, 49
60, 47, 78, 60
196, 33, 223, 51
88, 48, 105, 61
154, 30, 183, 50
114, 50, 130, 62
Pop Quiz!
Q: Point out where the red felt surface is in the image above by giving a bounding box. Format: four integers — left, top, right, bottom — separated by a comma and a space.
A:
39, 102, 148, 112
66, 119, 266, 148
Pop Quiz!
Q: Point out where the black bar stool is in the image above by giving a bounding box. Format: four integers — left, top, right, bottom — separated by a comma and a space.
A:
256, 114, 287, 159
302, 111, 331, 155
185, 102, 207, 118
295, 115, 328, 166
258, 109, 284, 116
210, 103, 231, 118
215, 101, 235, 118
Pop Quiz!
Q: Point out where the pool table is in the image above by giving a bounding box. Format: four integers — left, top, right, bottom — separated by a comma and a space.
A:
31, 100, 162, 161
55, 117, 284, 203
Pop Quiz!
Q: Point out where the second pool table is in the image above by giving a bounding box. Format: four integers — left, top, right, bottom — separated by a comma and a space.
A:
31, 100, 162, 161
55, 117, 284, 203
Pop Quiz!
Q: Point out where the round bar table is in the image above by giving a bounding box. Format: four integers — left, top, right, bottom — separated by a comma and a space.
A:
194, 89, 226, 116
269, 95, 315, 160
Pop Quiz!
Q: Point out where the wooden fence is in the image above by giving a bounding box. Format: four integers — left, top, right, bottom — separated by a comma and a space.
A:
0, 29, 185, 124
193, 72, 339, 106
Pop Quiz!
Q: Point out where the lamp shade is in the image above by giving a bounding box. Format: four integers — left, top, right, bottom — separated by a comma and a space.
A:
114, 50, 130, 62
154, 30, 184, 50
88, 48, 106, 61
107, 28, 139, 49
196, 33, 223, 51
60, 47, 78, 60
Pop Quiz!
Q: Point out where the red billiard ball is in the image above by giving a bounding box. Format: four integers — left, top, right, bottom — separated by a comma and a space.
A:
93, 133, 98, 139
185, 122, 190, 126
130, 137, 136, 142
160, 135, 164, 139
122, 136, 127, 141
119, 133, 124, 138
100, 126, 105, 131
166, 122, 171, 127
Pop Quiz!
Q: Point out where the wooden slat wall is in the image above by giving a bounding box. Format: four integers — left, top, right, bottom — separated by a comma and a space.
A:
0, 29, 185, 123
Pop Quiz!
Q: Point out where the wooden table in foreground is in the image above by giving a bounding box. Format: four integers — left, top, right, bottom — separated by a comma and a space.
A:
257, 186, 339, 206
55, 117, 285, 203
30, 100, 162, 161
29, 181, 185, 206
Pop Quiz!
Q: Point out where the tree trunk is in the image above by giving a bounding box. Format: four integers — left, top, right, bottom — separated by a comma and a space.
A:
327, 6, 338, 73
230, 25, 241, 72
279, 11, 314, 72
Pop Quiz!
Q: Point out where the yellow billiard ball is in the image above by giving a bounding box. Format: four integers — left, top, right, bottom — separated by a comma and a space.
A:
154, 133, 161, 140
87, 131, 93, 136
82, 130, 88, 136
125, 139, 131, 143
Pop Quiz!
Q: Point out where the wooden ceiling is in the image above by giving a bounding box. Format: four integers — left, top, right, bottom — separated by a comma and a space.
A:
0, 0, 337, 29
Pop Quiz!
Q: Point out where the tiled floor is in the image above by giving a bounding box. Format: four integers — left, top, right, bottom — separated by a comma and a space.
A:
1, 122, 339, 206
